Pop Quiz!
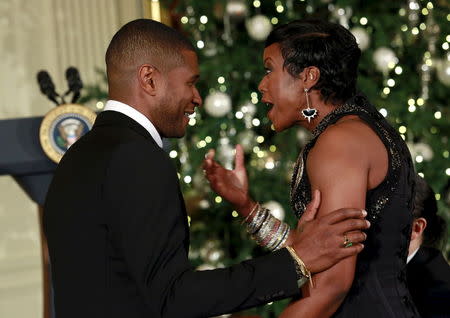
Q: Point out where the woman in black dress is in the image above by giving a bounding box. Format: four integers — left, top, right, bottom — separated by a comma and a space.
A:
203, 19, 420, 317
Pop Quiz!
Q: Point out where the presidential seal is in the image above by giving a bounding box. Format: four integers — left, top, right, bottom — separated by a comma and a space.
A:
39, 104, 96, 163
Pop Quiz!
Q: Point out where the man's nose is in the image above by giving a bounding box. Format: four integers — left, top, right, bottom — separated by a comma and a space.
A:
193, 88, 202, 107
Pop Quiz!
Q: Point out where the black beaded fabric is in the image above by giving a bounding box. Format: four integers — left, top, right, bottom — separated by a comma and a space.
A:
290, 94, 420, 318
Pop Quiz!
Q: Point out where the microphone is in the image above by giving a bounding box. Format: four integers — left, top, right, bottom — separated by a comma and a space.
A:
65, 67, 83, 103
37, 71, 60, 105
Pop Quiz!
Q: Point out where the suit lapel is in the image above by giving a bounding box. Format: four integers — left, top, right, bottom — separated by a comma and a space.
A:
176, 187, 190, 251
94, 111, 191, 249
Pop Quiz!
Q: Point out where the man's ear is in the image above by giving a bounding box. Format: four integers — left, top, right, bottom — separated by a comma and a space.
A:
138, 64, 159, 96
411, 217, 427, 241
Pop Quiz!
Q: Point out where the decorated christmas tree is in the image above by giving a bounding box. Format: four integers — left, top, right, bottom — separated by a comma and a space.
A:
82, 1, 449, 316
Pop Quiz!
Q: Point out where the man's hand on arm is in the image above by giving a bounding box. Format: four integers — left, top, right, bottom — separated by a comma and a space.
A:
289, 192, 369, 274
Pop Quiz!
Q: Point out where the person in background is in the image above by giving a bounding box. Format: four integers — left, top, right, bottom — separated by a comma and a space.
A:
407, 174, 450, 318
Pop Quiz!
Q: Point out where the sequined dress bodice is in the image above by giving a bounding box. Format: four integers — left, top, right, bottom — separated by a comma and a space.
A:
290, 95, 420, 318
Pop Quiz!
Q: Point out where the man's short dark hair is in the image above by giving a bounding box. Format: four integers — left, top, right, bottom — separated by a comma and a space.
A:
106, 19, 195, 75
413, 175, 447, 249
265, 19, 361, 104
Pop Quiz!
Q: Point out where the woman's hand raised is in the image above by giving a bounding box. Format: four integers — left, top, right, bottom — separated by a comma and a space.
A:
202, 144, 255, 215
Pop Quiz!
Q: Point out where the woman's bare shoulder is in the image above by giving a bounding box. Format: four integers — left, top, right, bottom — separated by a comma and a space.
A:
315, 116, 381, 153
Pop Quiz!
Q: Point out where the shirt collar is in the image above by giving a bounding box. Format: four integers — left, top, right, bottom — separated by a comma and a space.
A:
103, 100, 163, 148
407, 247, 420, 264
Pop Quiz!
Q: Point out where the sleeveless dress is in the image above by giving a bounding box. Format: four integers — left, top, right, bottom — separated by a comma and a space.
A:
290, 94, 421, 318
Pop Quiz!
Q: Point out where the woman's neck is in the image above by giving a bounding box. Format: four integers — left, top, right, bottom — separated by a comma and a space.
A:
302, 97, 342, 132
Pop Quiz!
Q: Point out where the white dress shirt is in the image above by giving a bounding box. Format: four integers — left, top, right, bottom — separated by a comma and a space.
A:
407, 247, 420, 264
103, 100, 163, 148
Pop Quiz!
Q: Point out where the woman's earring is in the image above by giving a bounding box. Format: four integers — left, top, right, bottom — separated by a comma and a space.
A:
301, 88, 318, 123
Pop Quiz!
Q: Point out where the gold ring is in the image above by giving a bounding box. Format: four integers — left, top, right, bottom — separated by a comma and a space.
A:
343, 234, 353, 248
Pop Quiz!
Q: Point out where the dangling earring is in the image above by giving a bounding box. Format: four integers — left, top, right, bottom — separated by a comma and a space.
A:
301, 88, 318, 123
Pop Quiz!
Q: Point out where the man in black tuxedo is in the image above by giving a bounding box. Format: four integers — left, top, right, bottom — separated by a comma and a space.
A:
407, 175, 450, 317
44, 19, 369, 318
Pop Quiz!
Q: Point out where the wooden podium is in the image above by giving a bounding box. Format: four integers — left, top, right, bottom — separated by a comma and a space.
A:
0, 116, 56, 318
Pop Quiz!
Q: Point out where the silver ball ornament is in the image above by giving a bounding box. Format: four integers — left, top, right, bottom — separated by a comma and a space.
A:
263, 201, 285, 221
199, 240, 224, 263
225, 0, 248, 18
373, 47, 398, 73
436, 59, 450, 86
204, 92, 232, 117
351, 27, 370, 51
413, 142, 434, 161
237, 130, 256, 153
217, 137, 235, 170
240, 101, 257, 117
246, 15, 272, 41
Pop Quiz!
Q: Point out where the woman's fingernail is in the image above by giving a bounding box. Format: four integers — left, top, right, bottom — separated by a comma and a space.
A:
362, 209, 367, 217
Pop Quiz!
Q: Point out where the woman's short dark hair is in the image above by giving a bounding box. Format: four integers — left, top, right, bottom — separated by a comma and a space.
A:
413, 175, 447, 249
265, 19, 361, 104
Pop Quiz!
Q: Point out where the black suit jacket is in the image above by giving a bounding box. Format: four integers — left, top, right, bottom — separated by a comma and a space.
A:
407, 246, 450, 318
44, 111, 299, 318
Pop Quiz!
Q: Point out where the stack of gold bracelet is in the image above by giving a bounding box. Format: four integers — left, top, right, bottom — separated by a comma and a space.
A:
242, 203, 291, 251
